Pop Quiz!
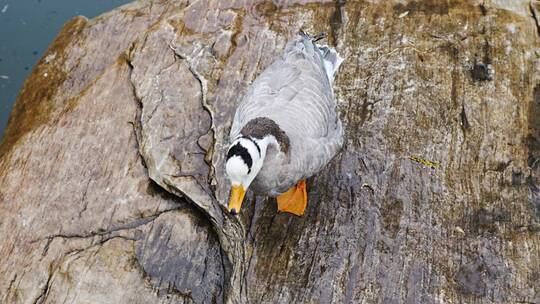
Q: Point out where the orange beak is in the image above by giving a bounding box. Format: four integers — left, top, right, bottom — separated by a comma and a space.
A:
227, 185, 246, 215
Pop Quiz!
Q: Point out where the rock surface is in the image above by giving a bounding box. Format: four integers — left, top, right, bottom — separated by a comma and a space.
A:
1, 0, 540, 303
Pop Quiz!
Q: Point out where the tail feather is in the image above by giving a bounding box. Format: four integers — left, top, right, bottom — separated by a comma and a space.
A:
299, 29, 326, 42
288, 30, 344, 83
317, 44, 344, 83
298, 30, 343, 83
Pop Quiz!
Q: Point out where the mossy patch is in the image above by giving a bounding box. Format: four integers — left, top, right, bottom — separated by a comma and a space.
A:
0, 16, 87, 158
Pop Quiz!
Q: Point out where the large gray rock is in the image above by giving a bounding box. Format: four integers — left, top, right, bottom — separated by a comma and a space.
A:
1, 0, 539, 303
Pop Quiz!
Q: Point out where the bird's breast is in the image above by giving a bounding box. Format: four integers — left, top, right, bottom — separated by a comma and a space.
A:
250, 149, 291, 196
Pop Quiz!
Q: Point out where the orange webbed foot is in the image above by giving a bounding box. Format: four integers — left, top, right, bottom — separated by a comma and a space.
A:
276, 180, 307, 216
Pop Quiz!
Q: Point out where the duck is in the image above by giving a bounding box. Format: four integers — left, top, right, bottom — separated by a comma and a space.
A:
225, 31, 344, 216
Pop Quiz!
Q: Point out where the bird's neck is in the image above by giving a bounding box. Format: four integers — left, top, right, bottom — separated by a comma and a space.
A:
249, 135, 276, 173
240, 117, 290, 155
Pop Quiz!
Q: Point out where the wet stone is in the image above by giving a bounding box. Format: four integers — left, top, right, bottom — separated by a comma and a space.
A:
456, 260, 487, 297
135, 211, 224, 304
471, 62, 493, 82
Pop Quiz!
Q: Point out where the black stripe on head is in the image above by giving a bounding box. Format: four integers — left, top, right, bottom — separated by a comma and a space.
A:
241, 136, 261, 156
227, 142, 252, 172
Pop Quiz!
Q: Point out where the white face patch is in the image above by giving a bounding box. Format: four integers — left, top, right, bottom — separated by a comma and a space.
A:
226, 156, 250, 186
225, 137, 266, 189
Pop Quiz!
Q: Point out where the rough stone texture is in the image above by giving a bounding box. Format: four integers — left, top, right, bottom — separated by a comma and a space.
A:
0, 2, 223, 303
1, 0, 540, 304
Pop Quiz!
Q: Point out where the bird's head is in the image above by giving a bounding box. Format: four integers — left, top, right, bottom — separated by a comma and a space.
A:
225, 136, 266, 215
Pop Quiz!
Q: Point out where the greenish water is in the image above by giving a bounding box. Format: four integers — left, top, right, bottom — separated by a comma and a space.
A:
0, 0, 133, 141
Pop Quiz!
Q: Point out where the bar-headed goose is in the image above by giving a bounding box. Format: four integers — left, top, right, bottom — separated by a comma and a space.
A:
225, 31, 343, 216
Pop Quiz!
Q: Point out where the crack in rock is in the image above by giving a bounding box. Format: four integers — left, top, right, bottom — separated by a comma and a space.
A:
32, 263, 53, 304
169, 43, 219, 193
37, 208, 180, 257
128, 27, 247, 303
530, 1, 540, 37
153, 145, 246, 302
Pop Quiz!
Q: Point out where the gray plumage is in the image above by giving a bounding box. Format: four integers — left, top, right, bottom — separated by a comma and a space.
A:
229, 33, 343, 196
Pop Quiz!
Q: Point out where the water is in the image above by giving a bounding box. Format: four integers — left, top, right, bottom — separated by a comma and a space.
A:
0, 0, 133, 141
